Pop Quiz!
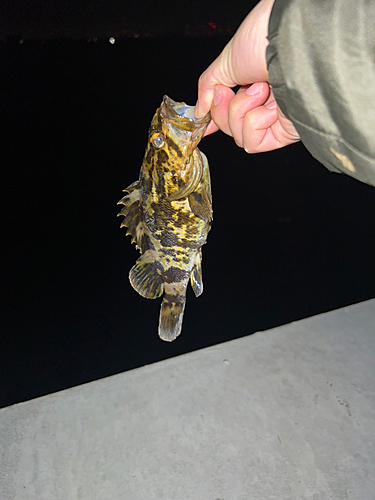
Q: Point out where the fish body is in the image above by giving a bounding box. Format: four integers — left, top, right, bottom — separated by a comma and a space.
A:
118, 96, 212, 341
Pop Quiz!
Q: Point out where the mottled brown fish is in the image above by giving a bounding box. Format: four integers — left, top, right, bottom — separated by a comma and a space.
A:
117, 95, 212, 342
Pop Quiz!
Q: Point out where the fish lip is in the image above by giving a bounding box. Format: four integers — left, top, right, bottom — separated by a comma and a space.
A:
160, 95, 211, 144
162, 95, 210, 123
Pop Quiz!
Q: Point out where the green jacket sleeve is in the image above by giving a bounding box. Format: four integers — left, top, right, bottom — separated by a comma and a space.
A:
266, 0, 375, 186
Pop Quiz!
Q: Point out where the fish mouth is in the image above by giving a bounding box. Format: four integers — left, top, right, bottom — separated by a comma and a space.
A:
160, 95, 211, 148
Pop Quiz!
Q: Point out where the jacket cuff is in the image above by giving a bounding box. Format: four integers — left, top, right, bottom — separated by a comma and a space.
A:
266, 0, 292, 121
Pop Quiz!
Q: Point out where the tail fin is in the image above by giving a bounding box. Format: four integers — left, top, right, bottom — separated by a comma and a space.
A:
158, 297, 186, 342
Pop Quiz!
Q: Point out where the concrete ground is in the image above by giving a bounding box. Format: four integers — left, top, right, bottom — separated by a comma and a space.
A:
1, 299, 375, 500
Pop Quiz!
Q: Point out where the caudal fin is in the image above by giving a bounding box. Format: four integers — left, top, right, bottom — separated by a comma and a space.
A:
158, 298, 186, 342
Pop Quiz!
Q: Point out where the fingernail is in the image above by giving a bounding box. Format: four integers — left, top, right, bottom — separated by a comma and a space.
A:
213, 86, 222, 106
265, 100, 277, 109
246, 82, 264, 96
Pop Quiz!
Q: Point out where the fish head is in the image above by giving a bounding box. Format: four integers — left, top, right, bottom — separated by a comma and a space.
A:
143, 95, 211, 200
159, 95, 211, 154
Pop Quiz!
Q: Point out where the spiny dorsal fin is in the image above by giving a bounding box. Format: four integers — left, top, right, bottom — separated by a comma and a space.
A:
190, 250, 203, 297
158, 298, 186, 342
129, 251, 163, 299
117, 180, 148, 252
122, 180, 140, 195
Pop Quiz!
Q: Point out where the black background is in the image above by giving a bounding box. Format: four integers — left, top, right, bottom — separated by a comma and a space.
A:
1, 36, 375, 408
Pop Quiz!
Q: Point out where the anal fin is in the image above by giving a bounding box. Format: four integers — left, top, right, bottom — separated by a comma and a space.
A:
129, 251, 163, 299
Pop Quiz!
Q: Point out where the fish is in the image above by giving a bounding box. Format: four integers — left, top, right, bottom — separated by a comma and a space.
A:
117, 95, 212, 342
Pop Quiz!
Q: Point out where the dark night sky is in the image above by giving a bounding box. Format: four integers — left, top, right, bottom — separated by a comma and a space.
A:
1, 0, 256, 39
2, 1, 375, 409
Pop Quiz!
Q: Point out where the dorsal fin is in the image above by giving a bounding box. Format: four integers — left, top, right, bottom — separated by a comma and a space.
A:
117, 181, 148, 253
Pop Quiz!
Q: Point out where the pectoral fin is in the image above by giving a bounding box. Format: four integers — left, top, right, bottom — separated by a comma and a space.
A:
188, 152, 212, 222
190, 250, 203, 297
188, 190, 212, 223
129, 251, 164, 299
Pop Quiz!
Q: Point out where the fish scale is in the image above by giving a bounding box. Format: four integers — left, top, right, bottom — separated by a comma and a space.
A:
118, 95, 212, 341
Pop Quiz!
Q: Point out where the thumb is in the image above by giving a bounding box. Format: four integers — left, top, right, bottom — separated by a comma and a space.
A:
196, 43, 237, 118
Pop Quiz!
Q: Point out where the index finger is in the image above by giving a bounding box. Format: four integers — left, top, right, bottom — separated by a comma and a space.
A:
203, 120, 219, 137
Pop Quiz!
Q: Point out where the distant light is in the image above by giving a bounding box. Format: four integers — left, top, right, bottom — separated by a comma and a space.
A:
93, 37, 98, 42
109, 37, 115, 44
208, 22, 217, 30
19, 39, 24, 44
134, 33, 139, 39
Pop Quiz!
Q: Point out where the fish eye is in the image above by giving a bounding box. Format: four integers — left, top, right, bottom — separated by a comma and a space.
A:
151, 132, 165, 148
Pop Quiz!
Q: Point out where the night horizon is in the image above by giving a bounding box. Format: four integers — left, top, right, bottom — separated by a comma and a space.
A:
1, 0, 256, 40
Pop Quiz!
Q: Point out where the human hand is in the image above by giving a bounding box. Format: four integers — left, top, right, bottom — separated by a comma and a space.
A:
196, 0, 300, 153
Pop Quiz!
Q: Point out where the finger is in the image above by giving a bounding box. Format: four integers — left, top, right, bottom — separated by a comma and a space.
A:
242, 103, 300, 153
208, 85, 236, 137
226, 82, 270, 146
202, 84, 270, 139
196, 43, 237, 118
242, 105, 279, 153
203, 120, 219, 137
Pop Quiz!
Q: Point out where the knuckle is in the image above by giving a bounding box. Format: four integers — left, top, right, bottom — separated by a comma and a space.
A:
228, 97, 242, 117
243, 109, 257, 128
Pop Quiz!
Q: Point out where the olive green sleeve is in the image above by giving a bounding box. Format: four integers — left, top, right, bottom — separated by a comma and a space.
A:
266, 0, 375, 186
